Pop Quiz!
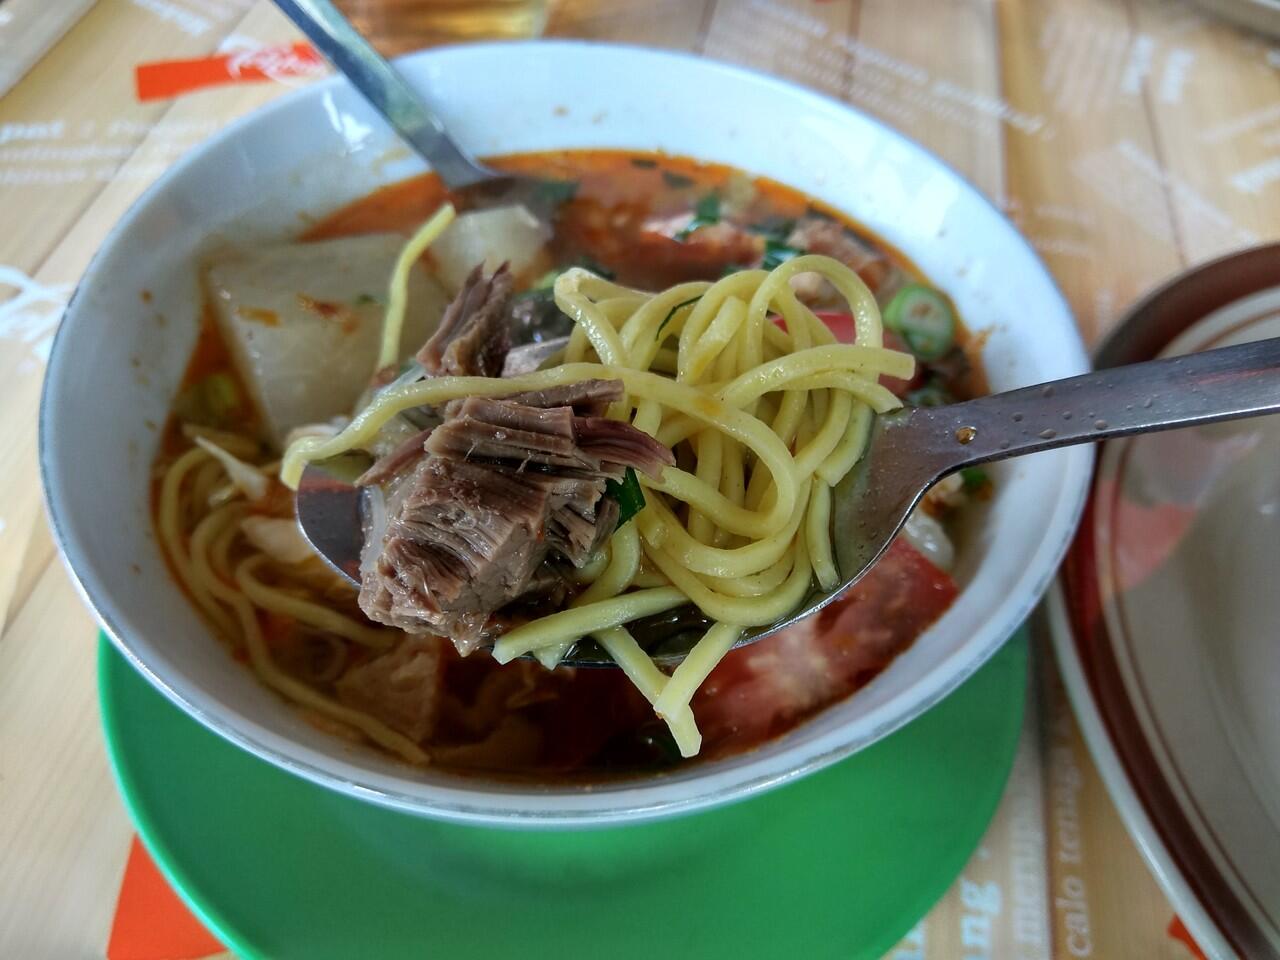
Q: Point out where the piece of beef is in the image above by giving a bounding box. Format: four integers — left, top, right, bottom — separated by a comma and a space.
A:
782, 216, 900, 303
360, 266, 519, 486
392, 459, 549, 593
334, 639, 443, 741
637, 213, 764, 277
416, 263, 513, 378
572, 417, 673, 480
363, 264, 673, 650
430, 397, 672, 484
359, 383, 674, 652
546, 489, 619, 564
499, 379, 622, 416
500, 339, 569, 378
363, 456, 550, 650
356, 426, 434, 487
428, 398, 586, 473
514, 561, 573, 611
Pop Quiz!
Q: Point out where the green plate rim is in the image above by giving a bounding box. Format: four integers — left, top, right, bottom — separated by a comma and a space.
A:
99, 631, 1027, 960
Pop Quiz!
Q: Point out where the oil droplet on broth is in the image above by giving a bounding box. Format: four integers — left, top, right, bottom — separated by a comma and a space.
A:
1042, 385, 1055, 398
1039, 428, 1057, 440
955, 426, 977, 444
1142, 398, 1154, 408
1094, 419, 1109, 430
1012, 412, 1024, 422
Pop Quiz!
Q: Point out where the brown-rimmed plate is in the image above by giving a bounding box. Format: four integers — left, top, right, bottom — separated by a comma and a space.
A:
1050, 244, 1280, 960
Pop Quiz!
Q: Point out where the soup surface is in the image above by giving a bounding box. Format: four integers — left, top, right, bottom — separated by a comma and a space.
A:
155, 150, 988, 779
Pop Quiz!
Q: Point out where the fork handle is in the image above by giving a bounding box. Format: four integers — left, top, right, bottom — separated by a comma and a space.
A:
272, 0, 497, 189
906, 336, 1280, 474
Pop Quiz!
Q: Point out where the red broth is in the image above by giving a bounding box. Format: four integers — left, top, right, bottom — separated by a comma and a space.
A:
159, 149, 982, 780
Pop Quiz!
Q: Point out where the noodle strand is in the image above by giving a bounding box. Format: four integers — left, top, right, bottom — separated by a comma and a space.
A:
164, 218, 911, 761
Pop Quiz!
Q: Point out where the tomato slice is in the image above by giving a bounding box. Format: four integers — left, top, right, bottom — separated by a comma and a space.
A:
813, 309, 857, 343
693, 539, 957, 754
775, 310, 920, 395
772, 310, 856, 343
877, 328, 924, 396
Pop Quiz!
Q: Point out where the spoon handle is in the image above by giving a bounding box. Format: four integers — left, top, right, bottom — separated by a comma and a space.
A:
909, 336, 1280, 474
271, 0, 497, 188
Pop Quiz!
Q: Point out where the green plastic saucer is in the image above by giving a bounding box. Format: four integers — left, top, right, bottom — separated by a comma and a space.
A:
99, 631, 1027, 960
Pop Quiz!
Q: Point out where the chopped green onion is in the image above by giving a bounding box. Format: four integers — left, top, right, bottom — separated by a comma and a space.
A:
354, 292, 379, 305
205, 373, 240, 418
529, 257, 615, 294
532, 178, 579, 206
531, 268, 563, 291
960, 467, 990, 491
174, 372, 242, 427
606, 468, 647, 527
748, 216, 796, 241
656, 296, 702, 337
883, 283, 956, 361
760, 238, 803, 271
674, 193, 722, 241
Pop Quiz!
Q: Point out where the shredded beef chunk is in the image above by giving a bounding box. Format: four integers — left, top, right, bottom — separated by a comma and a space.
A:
547, 491, 619, 564
783, 216, 899, 302
360, 283, 674, 652
368, 456, 552, 650
416, 263, 513, 377
356, 426, 434, 487
573, 417, 674, 478
361, 265, 673, 651
429, 398, 584, 472
786, 217, 881, 271
335, 639, 443, 741
359, 268, 519, 485
499, 379, 623, 416
359, 398, 672, 650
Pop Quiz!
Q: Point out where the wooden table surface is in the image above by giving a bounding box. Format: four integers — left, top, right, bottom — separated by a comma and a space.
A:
2, 0, 1274, 956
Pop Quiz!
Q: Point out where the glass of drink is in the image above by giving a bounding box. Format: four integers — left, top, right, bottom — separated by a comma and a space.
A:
333, 0, 549, 55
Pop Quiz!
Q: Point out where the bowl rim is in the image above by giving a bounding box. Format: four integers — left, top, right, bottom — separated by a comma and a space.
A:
41, 38, 1092, 826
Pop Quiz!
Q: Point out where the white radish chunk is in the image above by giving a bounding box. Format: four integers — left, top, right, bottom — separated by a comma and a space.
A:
206, 234, 448, 447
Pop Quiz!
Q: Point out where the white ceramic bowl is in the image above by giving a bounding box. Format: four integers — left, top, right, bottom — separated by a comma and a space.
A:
41, 41, 1091, 827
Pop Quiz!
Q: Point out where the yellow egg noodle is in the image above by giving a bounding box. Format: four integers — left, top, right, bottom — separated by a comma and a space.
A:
158, 446, 427, 763
158, 202, 912, 764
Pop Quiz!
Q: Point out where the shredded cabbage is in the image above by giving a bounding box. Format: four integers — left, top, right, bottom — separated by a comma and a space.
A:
901, 508, 955, 572
181, 423, 258, 459
241, 516, 317, 565
194, 436, 269, 501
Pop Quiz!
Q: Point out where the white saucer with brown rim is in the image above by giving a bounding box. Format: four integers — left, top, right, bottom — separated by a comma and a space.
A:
1051, 244, 1280, 960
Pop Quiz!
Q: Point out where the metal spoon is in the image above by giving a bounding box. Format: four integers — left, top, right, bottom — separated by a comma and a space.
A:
271, 0, 569, 214
298, 337, 1280, 666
